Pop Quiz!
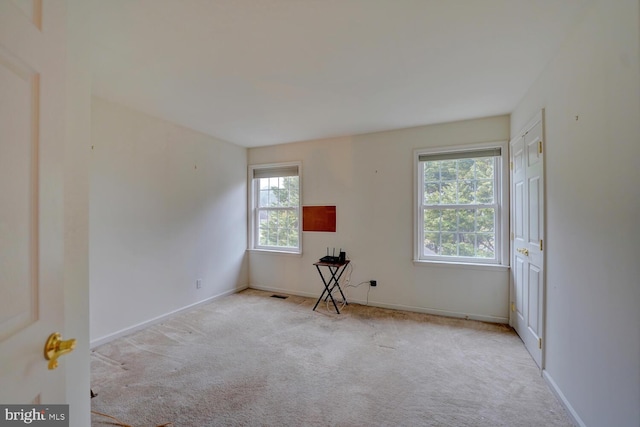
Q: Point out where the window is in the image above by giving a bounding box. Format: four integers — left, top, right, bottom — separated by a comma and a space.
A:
415, 143, 508, 265
249, 162, 301, 253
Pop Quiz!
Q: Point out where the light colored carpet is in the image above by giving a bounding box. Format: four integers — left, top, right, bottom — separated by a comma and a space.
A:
91, 289, 573, 426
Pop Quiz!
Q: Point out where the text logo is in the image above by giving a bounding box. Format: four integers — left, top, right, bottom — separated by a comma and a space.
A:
0, 405, 68, 426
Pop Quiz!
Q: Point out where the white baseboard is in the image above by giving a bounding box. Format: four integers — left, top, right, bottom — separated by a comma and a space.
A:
354, 299, 508, 324
90, 285, 248, 348
543, 370, 585, 427
249, 284, 508, 324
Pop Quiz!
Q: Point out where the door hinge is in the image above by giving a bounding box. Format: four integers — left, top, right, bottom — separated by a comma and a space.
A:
510, 161, 514, 170
538, 337, 542, 349
511, 302, 515, 312
539, 239, 543, 251
511, 232, 515, 241
538, 140, 543, 154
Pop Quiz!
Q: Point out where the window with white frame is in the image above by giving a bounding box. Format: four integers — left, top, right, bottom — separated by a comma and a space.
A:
249, 162, 301, 253
415, 144, 507, 265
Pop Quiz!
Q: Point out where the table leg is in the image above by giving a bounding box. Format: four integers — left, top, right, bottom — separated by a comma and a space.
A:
313, 265, 334, 312
313, 265, 341, 313
313, 264, 350, 313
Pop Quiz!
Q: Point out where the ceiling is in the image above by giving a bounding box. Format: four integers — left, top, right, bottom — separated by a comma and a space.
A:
92, 0, 589, 147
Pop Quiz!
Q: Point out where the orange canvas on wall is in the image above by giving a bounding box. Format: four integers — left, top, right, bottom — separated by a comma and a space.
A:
302, 206, 336, 232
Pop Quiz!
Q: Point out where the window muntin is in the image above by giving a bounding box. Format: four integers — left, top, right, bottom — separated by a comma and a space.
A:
250, 163, 301, 253
416, 146, 505, 265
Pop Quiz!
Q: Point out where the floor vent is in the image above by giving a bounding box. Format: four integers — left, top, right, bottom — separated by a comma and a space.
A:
271, 294, 288, 299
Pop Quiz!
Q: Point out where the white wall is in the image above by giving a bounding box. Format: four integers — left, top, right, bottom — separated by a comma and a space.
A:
248, 116, 510, 322
511, 0, 640, 425
90, 97, 248, 344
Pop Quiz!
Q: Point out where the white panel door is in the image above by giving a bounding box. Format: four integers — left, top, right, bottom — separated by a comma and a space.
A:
510, 111, 545, 368
0, 0, 70, 403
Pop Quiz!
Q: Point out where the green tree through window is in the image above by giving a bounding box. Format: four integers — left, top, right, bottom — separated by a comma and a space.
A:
417, 146, 503, 264
257, 176, 299, 248
251, 163, 301, 253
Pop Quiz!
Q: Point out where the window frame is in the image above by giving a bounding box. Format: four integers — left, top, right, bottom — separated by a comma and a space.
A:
248, 161, 302, 254
413, 142, 509, 267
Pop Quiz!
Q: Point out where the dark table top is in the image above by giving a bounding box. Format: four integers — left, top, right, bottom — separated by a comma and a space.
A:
313, 259, 350, 267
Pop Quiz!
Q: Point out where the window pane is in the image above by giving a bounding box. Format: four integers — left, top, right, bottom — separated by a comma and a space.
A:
458, 233, 475, 256
259, 214, 269, 246
258, 207, 298, 247
476, 234, 495, 258
457, 180, 474, 204
259, 189, 269, 206
458, 209, 476, 232
282, 210, 292, 247
287, 177, 299, 205
424, 163, 439, 182
476, 158, 494, 179
278, 228, 288, 247
268, 177, 278, 192
441, 210, 457, 232
477, 208, 495, 232
258, 208, 299, 248
440, 233, 457, 256
439, 160, 456, 181
274, 184, 284, 207
421, 158, 496, 206
267, 188, 276, 206
441, 182, 456, 204
476, 179, 494, 204
417, 151, 500, 262
457, 158, 474, 180
425, 182, 440, 204
424, 232, 440, 256
253, 165, 300, 251
424, 210, 441, 231
258, 176, 300, 208
288, 227, 298, 247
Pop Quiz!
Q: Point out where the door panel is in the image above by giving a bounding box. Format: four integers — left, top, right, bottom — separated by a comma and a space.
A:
514, 145, 524, 171
515, 256, 525, 318
510, 111, 545, 368
526, 120, 542, 168
527, 265, 541, 337
514, 181, 524, 239
0, 53, 39, 342
0, 0, 67, 403
527, 140, 542, 167
528, 176, 541, 245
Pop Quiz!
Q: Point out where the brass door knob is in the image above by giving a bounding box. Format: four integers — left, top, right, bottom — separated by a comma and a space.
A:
44, 333, 76, 370
517, 247, 529, 256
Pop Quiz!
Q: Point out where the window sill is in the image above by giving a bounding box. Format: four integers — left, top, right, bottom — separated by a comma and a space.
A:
412, 259, 509, 272
249, 249, 302, 257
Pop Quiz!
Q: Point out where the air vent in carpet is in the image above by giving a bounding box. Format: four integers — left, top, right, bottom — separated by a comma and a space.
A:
271, 294, 288, 299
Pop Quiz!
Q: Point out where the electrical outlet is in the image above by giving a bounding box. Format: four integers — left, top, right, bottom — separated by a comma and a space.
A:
370, 280, 377, 287
196, 279, 202, 289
